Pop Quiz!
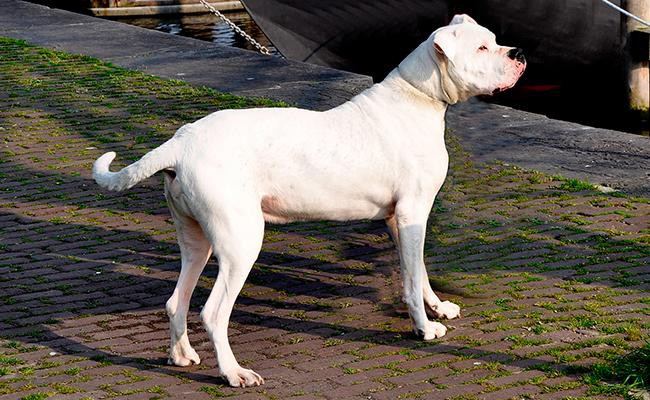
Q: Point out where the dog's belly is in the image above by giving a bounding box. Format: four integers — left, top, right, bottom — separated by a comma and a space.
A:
261, 194, 395, 224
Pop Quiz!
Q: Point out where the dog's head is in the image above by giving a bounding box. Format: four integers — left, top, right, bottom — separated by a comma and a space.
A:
398, 14, 526, 103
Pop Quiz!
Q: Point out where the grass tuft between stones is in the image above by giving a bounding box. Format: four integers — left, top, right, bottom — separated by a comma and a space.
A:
582, 341, 650, 397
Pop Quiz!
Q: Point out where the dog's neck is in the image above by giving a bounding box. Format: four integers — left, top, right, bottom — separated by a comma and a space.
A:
385, 68, 451, 110
394, 40, 461, 106
340, 70, 449, 127
339, 48, 454, 124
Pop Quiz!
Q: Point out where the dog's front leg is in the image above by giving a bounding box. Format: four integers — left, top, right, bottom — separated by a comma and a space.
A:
387, 215, 460, 322
394, 205, 448, 340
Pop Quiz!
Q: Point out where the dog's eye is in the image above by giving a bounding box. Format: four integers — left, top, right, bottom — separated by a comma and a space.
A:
478, 45, 488, 52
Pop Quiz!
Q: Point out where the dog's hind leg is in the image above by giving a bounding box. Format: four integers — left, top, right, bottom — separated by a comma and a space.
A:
199, 202, 265, 387
386, 215, 459, 321
165, 176, 213, 367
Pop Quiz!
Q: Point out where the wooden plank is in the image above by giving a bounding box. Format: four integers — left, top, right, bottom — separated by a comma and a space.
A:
89, 1, 243, 16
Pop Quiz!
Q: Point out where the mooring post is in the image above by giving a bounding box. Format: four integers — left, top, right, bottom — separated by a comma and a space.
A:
624, 0, 650, 122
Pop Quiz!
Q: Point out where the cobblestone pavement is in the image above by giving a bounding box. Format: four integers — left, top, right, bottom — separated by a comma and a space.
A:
1, 37, 649, 400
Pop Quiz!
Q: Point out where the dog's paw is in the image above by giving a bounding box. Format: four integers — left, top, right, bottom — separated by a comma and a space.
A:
430, 301, 461, 320
168, 344, 201, 367
222, 366, 265, 388
414, 320, 447, 341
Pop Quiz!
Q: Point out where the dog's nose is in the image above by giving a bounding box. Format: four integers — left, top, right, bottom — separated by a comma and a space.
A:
507, 47, 525, 63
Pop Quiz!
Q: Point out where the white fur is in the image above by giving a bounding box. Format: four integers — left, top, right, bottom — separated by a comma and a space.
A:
92, 15, 525, 387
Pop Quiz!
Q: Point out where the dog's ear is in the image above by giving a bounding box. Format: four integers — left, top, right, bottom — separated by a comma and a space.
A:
433, 28, 456, 60
449, 14, 477, 25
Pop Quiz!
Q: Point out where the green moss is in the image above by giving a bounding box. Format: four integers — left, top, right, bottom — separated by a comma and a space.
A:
63, 367, 82, 376
89, 355, 113, 366
324, 338, 345, 347
557, 178, 596, 192
503, 335, 552, 349
52, 383, 78, 395
0, 356, 21, 366
20, 394, 50, 400
199, 385, 226, 397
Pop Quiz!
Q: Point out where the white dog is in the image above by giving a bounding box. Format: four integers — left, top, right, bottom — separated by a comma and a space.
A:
92, 14, 525, 387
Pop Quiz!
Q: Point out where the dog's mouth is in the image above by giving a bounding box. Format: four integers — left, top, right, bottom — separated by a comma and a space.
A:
492, 66, 526, 95
492, 85, 512, 95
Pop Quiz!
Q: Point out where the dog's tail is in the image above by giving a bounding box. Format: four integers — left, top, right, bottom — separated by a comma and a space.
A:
92, 136, 181, 192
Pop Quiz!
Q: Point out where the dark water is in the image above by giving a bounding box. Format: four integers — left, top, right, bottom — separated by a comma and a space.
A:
492, 75, 649, 137
110, 12, 279, 56
111, 12, 647, 136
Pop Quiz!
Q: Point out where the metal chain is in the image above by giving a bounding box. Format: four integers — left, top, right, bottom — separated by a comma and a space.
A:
199, 0, 272, 55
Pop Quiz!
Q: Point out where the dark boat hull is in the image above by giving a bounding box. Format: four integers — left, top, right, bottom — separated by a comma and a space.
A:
241, 0, 448, 79
241, 0, 623, 81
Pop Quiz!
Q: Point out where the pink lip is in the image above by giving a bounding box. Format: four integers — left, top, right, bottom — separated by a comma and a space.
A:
493, 63, 526, 95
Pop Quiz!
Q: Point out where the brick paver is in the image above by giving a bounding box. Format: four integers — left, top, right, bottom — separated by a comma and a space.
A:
0, 37, 648, 399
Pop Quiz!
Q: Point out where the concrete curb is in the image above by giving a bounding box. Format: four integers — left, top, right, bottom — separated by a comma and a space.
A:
449, 99, 650, 196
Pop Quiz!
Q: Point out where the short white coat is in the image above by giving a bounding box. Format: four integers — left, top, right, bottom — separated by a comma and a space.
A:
93, 14, 525, 387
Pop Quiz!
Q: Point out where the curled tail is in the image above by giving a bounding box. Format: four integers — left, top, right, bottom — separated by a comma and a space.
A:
93, 137, 180, 191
